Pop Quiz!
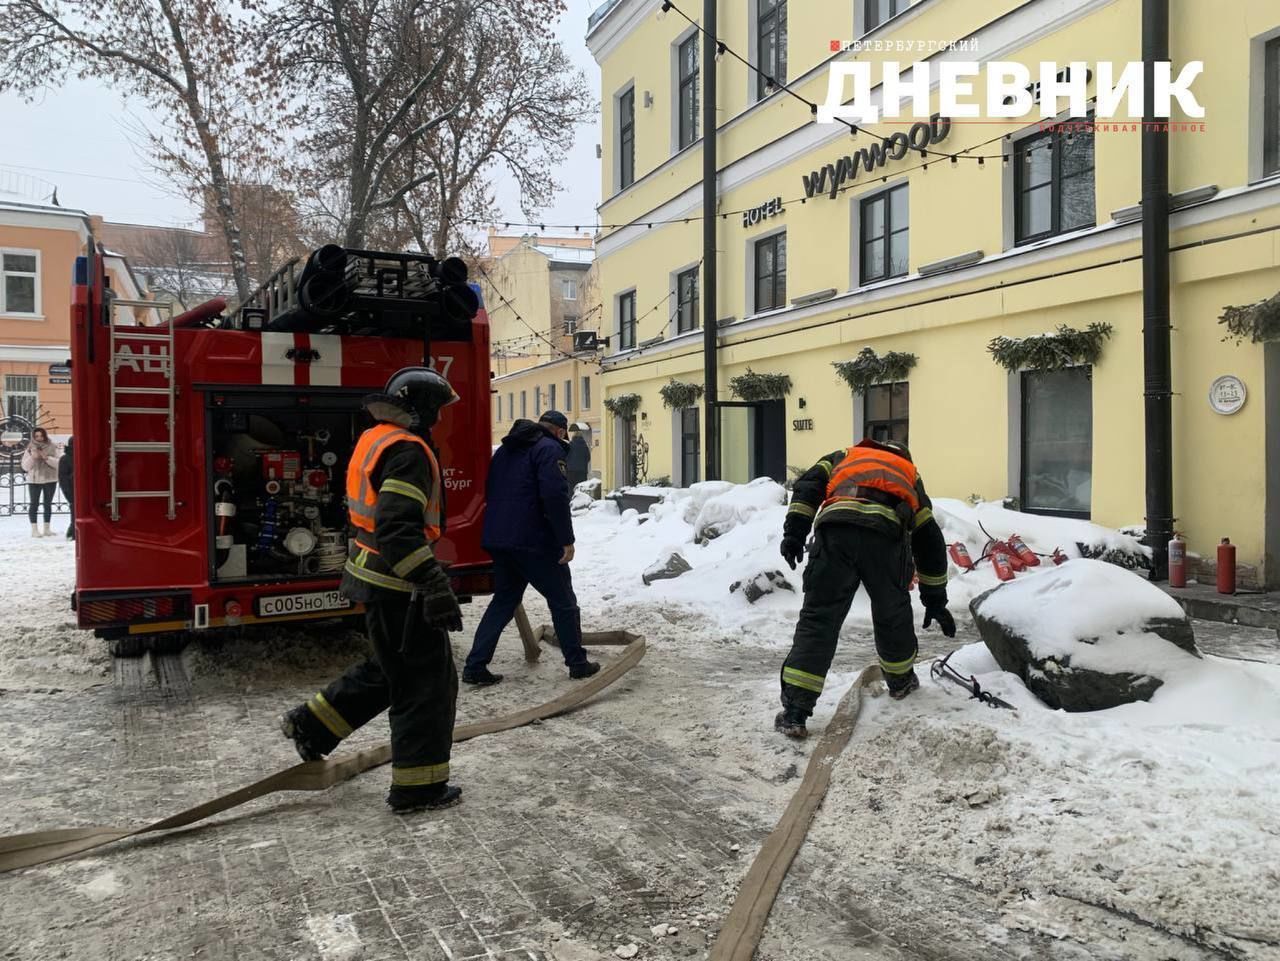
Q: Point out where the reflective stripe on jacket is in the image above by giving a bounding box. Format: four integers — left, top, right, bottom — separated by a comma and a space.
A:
822, 445, 920, 514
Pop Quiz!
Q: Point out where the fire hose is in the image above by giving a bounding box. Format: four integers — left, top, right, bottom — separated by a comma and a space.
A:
0, 630, 645, 875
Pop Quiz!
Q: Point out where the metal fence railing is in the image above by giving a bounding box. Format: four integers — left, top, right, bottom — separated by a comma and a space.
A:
0, 470, 70, 518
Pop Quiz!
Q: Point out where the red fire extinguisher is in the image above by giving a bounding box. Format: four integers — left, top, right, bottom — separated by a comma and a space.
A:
1050, 548, 1069, 566
1217, 538, 1236, 595
949, 542, 975, 571
1168, 532, 1187, 588
991, 551, 1016, 582
1007, 533, 1041, 567
992, 540, 1026, 572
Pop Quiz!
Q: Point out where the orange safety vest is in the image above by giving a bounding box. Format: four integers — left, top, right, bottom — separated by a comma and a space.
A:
822, 445, 920, 513
345, 423, 443, 548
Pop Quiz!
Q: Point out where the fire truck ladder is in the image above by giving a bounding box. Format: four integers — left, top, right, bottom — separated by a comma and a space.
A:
108, 299, 176, 521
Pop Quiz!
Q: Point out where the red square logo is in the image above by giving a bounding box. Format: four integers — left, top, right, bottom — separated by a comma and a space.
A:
830, 39, 842, 51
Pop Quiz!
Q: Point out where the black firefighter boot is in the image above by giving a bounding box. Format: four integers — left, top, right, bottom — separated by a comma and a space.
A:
774, 705, 809, 739
387, 783, 463, 814
886, 669, 920, 701
279, 705, 338, 762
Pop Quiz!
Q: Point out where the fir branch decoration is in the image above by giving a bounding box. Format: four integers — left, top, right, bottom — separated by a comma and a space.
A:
728, 368, 792, 401
603, 393, 642, 418
987, 323, 1114, 371
659, 380, 705, 409
832, 348, 918, 393
1219, 291, 1280, 344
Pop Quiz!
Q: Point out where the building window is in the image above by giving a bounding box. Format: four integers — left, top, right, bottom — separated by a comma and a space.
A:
1, 251, 39, 316
563, 315, 579, 335
864, 0, 908, 33
677, 33, 700, 151
565, 379, 573, 411
582, 376, 592, 409
536, 386, 543, 412
508, 392, 514, 421
4, 374, 38, 424
1022, 367, 1093, 517
549, 383, 556, 410
619, 86, 636, 189
619, 291, 637, 350
1265, 37, 1280, 177
757, 0, 787, 99
676, 266, 699, 334
863, 382, 909, 445
521, 390, 528, 418
860, 183, 909, 283
562, 279, 578, 301
496, 395, 502, 422
754, 233, 787, 312
1014, 122, 1096, 245
680, 407, 701, 485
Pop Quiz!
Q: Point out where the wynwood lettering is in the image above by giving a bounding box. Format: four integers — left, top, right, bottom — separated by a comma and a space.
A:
802, 114, 951, 200
816, 61, 1204, 123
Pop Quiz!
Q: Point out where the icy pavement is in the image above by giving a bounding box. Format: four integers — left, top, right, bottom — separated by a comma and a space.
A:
1, 494, 1279, 961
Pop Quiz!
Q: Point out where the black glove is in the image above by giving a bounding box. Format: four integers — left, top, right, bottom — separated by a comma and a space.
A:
780, 535, 805, 571
922, 601, 956, 638
417, 563, 463, 633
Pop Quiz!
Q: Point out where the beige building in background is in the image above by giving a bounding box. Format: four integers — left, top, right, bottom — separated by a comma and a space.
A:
481, 232, 604, 461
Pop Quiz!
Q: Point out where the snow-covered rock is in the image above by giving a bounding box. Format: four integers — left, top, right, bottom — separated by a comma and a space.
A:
970, 559, 1199, 712
642, 551, 692, 586
729, 569, 794, 604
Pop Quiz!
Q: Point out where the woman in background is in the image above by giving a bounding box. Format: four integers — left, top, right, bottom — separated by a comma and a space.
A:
21, 428, 60, 537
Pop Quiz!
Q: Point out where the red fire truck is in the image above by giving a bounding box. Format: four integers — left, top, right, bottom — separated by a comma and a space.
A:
69, 244, 494, 655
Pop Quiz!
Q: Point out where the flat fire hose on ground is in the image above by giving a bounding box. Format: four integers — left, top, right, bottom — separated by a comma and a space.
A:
709, 664, 883, 961
0, 624, 644, 875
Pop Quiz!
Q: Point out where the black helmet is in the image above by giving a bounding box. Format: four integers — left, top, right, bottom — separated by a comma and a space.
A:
366, 367, 459, 429
883, 440, 913, 463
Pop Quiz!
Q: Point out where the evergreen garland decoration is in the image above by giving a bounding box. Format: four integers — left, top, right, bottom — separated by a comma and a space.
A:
1219, 291, 1280, 344
728, 368, 792, 401
658, 380, 705, 409
603, 393, 642, 418
987, 323, 1114, 371
832, 348, 918, 393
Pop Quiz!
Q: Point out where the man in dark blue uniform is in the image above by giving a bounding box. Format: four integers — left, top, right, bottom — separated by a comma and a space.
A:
463, 410, 599, 685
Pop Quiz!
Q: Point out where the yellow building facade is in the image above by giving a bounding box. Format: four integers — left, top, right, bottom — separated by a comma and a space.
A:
587, 0, 1280, 585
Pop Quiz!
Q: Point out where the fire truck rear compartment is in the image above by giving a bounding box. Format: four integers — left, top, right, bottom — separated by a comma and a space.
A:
207, 389, 366, 584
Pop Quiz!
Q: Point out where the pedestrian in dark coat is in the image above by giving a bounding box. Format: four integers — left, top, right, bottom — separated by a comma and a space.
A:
463, 410, 599, 685
565, 431, 591, 489
57, 437, 74, 540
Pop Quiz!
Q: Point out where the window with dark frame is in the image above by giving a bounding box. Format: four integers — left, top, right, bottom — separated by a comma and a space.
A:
678, 34, 700, 151
863, 382, 909, 445
536, 386, 543, 412
864, 0, 907, 33
565, 379, 573, 411
1, 252, 38, 315
757, 0, 787, 100
1021, 367, 1093, 517
619, 87, 636, 189
1014, 120, 1096, 245
521, 391, 527, 418
582, 376, 592, 409
549, 383, 556, 411
676, 266, 700, 334
1265, 37, 1280, 177
680, 407, 701, 486
619, 291, 637, 350
563, 315, 579, 334
508, 392, 514, 421
496, 395, 502, 423
754, 233, 787, 312
860, 183, 909, 284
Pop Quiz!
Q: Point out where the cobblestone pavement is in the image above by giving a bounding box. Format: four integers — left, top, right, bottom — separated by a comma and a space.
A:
0, 607, 1274, 961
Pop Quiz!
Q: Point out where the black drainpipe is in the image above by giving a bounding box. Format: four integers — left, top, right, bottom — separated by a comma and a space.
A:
1142, 0, 1173, 580
701, 0, 720, 481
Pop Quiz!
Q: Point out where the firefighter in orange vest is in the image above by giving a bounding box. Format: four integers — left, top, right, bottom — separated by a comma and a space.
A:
774, 439, 954, 737
279, 367, 465, 812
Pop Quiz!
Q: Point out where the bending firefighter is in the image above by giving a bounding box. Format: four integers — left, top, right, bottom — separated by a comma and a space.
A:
279, 368, 466, 812
775, 439, 955, 737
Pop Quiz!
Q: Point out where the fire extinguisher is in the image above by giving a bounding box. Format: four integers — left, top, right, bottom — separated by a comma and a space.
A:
1168, 532, 1187, 588
991, 551, 1016, 582
1217, 537, 1236, 595
1051, 548, 1069, 566
949, 542, 975, 571
1007, 533, 1041, 567
992, 540, 1026, 572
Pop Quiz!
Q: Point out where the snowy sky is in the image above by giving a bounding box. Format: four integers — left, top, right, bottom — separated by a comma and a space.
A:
0, 0, 605, 235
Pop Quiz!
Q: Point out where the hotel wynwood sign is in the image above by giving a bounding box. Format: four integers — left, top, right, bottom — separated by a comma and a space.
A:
802, 114, 951, 201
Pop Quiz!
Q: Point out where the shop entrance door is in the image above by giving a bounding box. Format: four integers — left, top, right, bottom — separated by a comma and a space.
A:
718, 399, 786, 484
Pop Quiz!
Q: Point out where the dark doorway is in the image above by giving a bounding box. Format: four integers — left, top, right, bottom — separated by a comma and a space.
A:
680, 407, 700, 485
617, 415, 638, 486
719, 399, 786, 484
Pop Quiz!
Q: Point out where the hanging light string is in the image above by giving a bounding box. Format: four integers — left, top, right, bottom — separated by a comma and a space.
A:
478, 264, 594, 366
489, 303, 604, 352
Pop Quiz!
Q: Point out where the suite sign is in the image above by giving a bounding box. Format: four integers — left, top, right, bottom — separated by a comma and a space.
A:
802, 114, 951, 201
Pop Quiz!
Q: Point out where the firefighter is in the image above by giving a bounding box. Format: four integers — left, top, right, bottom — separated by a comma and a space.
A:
774, 439, 955, 738
278, 367, 465, 813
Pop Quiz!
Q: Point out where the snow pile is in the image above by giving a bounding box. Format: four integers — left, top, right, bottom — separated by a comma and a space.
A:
685, 478, 786, 542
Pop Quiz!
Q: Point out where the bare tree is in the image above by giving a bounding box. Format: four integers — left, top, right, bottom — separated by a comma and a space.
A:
135, 228, 216, 309
0, 0, 262, 300
276, 0, 589, 252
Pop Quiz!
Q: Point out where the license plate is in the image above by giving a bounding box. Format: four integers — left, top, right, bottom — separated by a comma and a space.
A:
255, 590, 353, 618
